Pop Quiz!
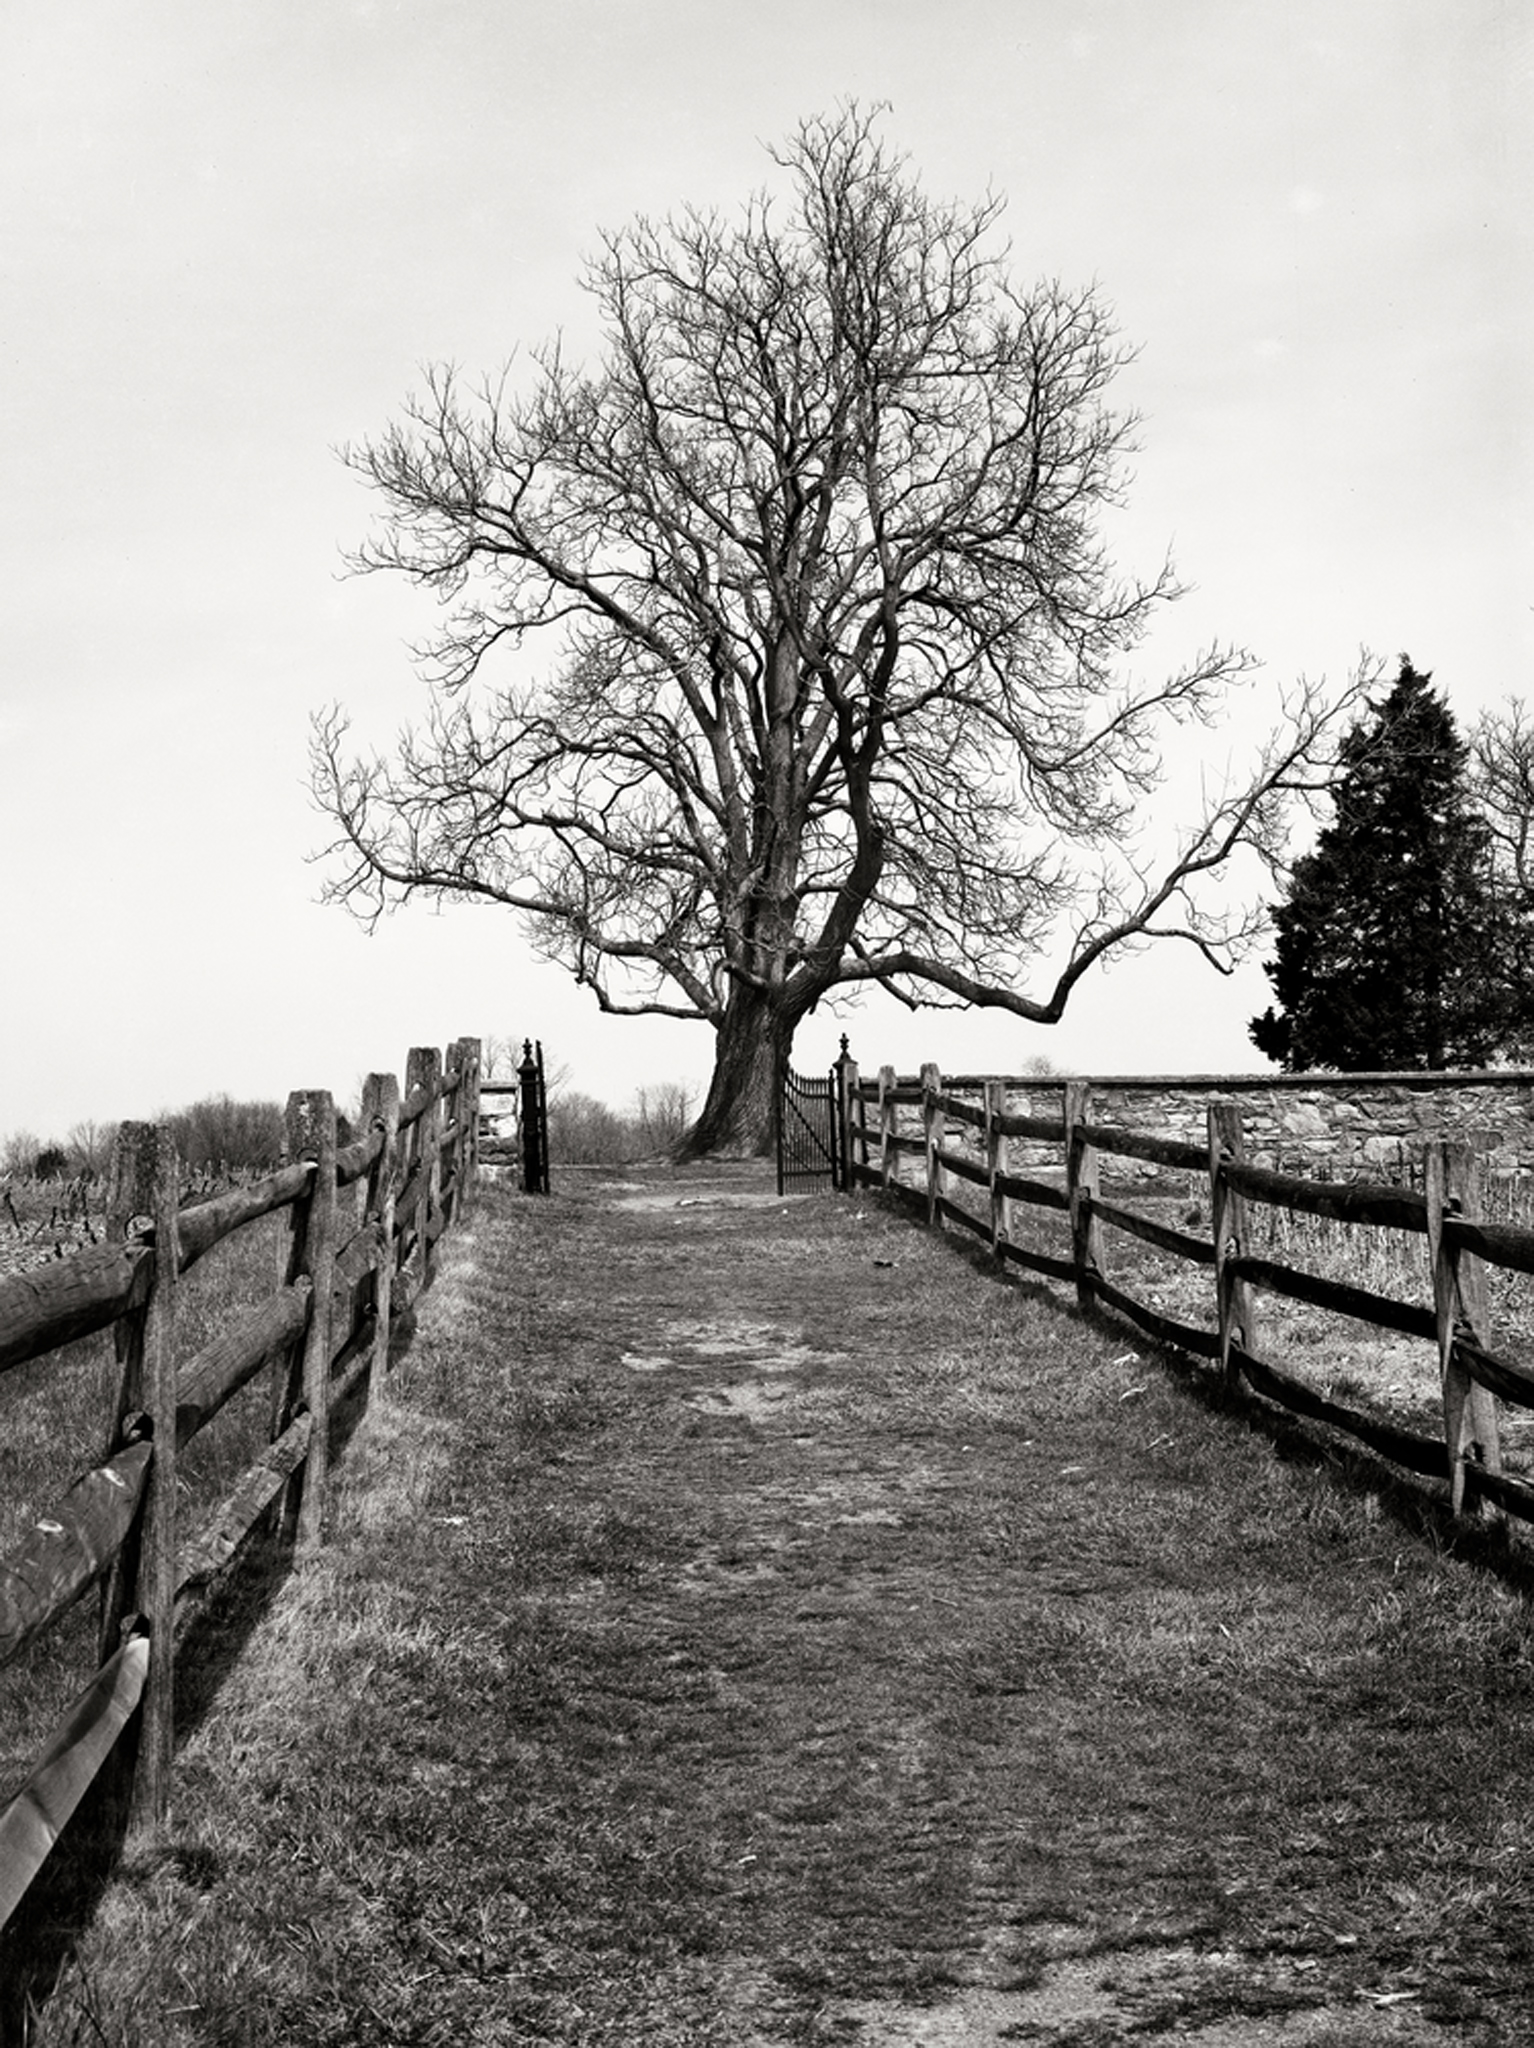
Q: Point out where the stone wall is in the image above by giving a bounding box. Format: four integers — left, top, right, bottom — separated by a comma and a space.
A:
905, 1069, 1534, 1184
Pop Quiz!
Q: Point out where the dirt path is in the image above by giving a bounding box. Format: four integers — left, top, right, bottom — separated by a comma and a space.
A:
45, 1161, 1534, 2045
372, 1164, 1529, 2045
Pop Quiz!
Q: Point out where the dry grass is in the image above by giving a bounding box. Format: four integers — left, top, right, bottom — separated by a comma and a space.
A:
18, 1169, 1534, 2044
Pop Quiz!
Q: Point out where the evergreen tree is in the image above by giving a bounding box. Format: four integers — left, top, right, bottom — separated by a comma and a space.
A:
1250, 659, 1515, 1071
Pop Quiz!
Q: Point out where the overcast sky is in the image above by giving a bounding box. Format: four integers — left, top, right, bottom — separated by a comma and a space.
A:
2, 0, 1529, 1141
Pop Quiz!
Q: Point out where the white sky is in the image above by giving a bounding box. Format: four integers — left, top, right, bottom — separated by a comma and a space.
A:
2, 0, 1529, 1139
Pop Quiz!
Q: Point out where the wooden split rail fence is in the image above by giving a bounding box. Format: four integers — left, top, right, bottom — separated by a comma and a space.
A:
843, 1060, 1534, 1529
0, 1035, 483, 1946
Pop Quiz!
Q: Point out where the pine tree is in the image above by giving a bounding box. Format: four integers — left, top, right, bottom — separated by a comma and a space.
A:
1250, 660, 1515, 1071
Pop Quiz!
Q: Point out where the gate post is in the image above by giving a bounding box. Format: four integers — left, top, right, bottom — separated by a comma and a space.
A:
833, 1037, 856, 1193
520, 1040, 549, 1195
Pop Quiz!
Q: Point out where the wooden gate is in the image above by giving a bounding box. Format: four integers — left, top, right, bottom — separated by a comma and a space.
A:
776, 1054, 845, 1194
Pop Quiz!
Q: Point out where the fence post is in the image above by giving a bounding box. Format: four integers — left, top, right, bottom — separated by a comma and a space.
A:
101, 1122, 180, 1829
1064, 1081, 1102, 1314
1425, 1141, 1503, 1517
878, 1067, 896, 1191
985, 1078, 1010, 1257
1209, 1100, 1255, 1388
360, 1072, 401, 1382
451, 1035, 482, 1217
519, 1039, 549, 1195
283, 1091, 337, 1558
406, 1046, 444, 1282
921, 1063, 942, 1226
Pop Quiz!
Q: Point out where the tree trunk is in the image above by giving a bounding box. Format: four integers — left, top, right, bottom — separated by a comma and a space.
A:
679, 988, 783, 1160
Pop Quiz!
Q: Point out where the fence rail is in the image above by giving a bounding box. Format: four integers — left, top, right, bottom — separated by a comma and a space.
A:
0, 1034, 486, 1963
843, 1058, 1534, 1529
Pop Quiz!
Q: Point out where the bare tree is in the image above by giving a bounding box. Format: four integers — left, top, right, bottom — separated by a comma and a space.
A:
634, 1080, 695, 1154
313, 106, 1365, 1155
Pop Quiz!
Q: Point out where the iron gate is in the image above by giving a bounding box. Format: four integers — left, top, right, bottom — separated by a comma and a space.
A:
776, 1053, 846, 1194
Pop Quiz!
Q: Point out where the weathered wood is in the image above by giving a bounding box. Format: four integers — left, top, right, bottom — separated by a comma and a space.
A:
174, 1283, 312, 1448
0, 1632, 149, 1933
1077, 1121, 1209, 1174
284, 1092, 337, 1558
100, 1121, 179, 1827
930, 1092, 989, 1129
985, 1078, 1009, 1256
1222, 1159, 1429, 1233
1426, 1143, 1502, 1516
921, 1063, 943, 1227
1090, 1275, 1222, 1360
934, 1193, 989, 1240
174, 1412, 314, 1611
933, 1145, 990, 1189
361, 1072, 401, 1385
1461, 1462, 1534, 1525
448, 1036, 482, 1220
995, 1238, 1079, 1286
1453, 1334, 1534, 1412
1065, 1082, 1102, 1314
334, 1122, 385, 1190
877, 1067, 897, 1192
397, 1077, 436, 1134
174, 1161, 312, 1272
1227, 1255, 1436, 1340
0, 1243, 153, 1376
1231, 1344, 1448, 1478
994, 1169, 1070, 1213
1209, 1102, 1256, 1390
406, 1047, 443, 1290
1090, 1197, 1217, 1268
0, 1443, 153, 1669
1442, 1214, 1534, 1278
990, 1109, 1067, 1144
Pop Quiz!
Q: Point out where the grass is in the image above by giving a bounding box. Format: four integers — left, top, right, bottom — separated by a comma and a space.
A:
17, 1167, 1534, 2043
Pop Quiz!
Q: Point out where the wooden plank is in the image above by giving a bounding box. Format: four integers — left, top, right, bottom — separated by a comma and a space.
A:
0, 1243, 152, 1376
996, 1238, 1078, 1286
1227, 1256, 1436, 1340
931, 1093, 988, 1129
174, 1412, 314, 1608
0, 1443, 153, 1668
175, 1282, 312, 1448
1090, 1197, 1216, 1267
991, 1110, 1066, 1143
1066, 1083, 1101, 1316
334, 1123, 384, 1189
1078, 1121, 1208, 1173
1426, 1143, 1502, 1517
934, 1193, 990, 1239
286, 1092, 337, 1559
174, 1162, 312, 1272
1461, 1462, 1534, 1524
994, 1169, 1070, 1213
1091, 1275, 1222, 1359
933, 1145, 990, 1188
1443, 1214, 1534, 1278
1454, 1335, 1534, 1412
1222, 1159, 1429, 1233
1230, 1345, 1447, 1477
0, 1632, 149, 1934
